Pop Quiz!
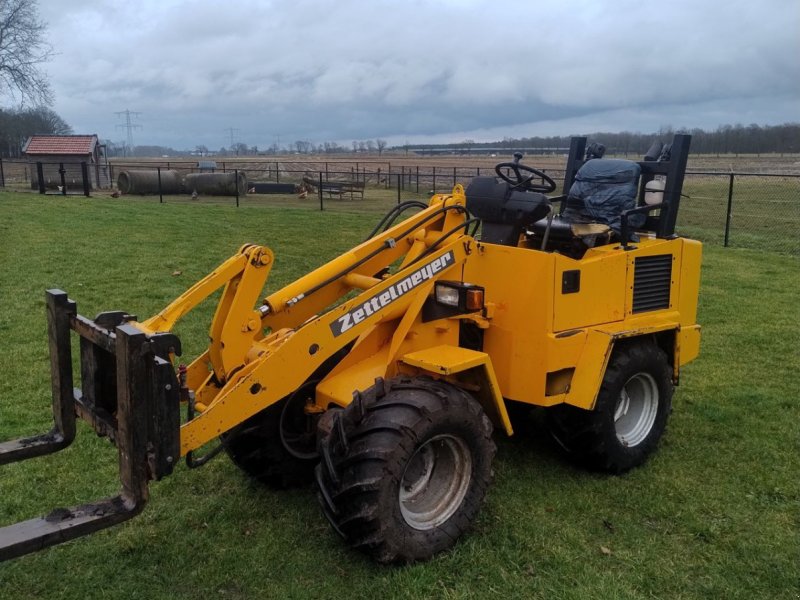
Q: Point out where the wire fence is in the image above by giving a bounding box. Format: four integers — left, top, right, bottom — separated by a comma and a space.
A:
1, 158, 797, 255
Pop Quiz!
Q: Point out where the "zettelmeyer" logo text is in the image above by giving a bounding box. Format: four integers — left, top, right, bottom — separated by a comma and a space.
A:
330, 251, 456, 337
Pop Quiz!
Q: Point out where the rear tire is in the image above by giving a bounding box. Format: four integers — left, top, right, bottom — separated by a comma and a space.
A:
316, 377, 495, 564
548, 341, 673, 473
221, 382, 318, 488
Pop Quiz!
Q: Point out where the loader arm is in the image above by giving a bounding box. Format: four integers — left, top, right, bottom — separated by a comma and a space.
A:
179, 239, 470, 453
0, 189, 473, 560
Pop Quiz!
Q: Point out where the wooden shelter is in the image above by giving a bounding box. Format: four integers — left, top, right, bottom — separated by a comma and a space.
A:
22, 135, 111, 190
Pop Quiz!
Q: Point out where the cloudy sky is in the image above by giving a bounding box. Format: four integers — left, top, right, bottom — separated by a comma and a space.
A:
33, 0, 800, 149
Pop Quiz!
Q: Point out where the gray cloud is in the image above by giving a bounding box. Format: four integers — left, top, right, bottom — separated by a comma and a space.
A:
32, 0, 800, 148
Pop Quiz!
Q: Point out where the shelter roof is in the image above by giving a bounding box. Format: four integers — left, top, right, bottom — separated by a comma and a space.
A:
23, 135, 98, 155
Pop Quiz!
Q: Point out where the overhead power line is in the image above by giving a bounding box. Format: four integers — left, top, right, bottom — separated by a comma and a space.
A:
115, 109, 142, 148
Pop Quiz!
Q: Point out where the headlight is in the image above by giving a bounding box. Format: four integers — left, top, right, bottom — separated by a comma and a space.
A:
434, 282, 485, 312
435, 285, 461, 307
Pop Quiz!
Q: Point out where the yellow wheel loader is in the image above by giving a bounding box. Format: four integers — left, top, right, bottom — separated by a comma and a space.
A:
0, 135, 701, 564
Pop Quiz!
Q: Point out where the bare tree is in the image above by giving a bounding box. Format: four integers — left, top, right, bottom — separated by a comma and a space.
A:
0, 0, 54, 106
376, 138, 387, 156
0, 105, 70, 156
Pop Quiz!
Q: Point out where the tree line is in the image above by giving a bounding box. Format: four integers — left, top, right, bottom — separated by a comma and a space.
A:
0, 107, 72, 157
410, 123, 800, 156
3, 117, 798, 160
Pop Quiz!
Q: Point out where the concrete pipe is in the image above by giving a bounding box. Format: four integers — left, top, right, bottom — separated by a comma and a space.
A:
183, 172, 247, 196
117, 169, 184, 195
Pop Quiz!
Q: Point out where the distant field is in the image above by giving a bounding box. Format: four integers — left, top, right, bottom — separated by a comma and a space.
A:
2, 151, 798, 192
103, 151, 800, 174
3, 152, 797, 255
0, 192, 797, 599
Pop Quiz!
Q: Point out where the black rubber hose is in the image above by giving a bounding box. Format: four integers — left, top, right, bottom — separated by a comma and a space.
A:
365, 201, 429, 241
408, 218, 481, 266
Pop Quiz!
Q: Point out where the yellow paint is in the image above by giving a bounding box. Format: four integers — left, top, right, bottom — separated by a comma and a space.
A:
678, 324, 701, 366
121, 183, 701, 455
400, 345, 512, 435
553, 250, 627, 331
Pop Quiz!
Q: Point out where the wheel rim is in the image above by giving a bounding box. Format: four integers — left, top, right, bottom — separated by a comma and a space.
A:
614, 372, 659, 447
399, 434, 472, 531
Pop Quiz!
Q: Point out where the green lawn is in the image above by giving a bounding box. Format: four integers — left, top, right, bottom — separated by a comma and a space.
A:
678, 176, 799, 255
0, 192, 797, 599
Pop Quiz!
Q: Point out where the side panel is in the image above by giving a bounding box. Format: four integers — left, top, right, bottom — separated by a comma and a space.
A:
678, 325, 701, 366
552, 251, 627, 331
623, 239, 681, 318
678, 239, 703, 326
461, 244, 554, 404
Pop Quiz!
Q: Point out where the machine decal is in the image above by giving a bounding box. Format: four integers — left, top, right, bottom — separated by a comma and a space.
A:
330, 251, 456, 337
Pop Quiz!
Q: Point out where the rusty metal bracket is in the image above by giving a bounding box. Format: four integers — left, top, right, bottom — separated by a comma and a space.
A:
0, 290, 180, 561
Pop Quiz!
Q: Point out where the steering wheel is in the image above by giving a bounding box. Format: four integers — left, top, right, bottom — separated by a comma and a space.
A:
495, 152, 556, 193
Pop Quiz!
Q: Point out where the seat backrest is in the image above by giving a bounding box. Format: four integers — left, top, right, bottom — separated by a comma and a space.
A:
563, 159, 642, 234
465, 177, 551, 245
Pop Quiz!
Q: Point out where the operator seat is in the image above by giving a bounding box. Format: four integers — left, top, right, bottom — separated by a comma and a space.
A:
527, 158, 643, 246
465, 177, 551, 246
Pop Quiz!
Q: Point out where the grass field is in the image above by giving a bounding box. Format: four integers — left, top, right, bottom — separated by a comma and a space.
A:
0, 192, 798, 599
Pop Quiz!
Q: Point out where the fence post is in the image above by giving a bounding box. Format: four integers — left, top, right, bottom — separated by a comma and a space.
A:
416, 166, 419, 194
319, 172, 324, 211
432, 167, 436, 194
59, 163, 67, 195
325, 162, 329, 181
157, 167, 163, 203
724, 172, 734, 247
397, 174, 401, 205
235, 169, 240, 207
276, 161, 280, 183
453, 166, 457, 187
81, 162, 90, 197
0, 158, 4, 187
37, 162, 45, 194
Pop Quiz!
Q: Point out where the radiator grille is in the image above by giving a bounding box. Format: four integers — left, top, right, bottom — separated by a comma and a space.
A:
633, 255, 672, 313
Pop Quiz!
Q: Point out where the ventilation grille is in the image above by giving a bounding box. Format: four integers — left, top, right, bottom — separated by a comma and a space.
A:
633, 255, 672, 313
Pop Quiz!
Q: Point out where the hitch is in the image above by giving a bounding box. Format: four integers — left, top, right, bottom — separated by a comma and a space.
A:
0, 290, 181, 561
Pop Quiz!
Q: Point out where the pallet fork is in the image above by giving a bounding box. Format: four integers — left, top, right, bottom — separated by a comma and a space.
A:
0, 290, 180, 561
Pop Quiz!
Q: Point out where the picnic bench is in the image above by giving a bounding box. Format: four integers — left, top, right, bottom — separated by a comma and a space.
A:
302, 177, 365, 199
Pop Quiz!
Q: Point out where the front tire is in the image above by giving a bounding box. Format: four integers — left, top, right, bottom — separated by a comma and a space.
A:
316, 377, 495, 564
548, 341, 673, 473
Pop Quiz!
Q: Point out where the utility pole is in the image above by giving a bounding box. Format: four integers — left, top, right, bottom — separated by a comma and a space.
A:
115, 109, 142, 149
225, 127, 240, 148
